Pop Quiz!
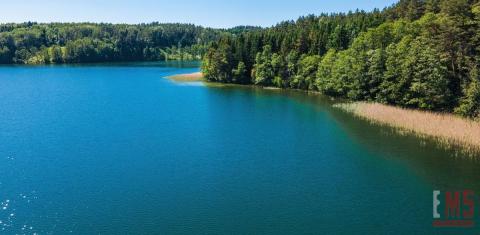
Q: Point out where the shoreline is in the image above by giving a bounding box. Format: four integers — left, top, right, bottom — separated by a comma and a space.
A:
166, 72, 204, 82
167, 75, 479, 156
335, 102, 480, 157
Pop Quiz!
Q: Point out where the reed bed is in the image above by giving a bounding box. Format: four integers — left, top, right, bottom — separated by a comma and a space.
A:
335, 102, 480, 157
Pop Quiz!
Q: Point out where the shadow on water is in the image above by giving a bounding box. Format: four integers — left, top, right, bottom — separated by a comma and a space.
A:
207, 84, 480, 192
0, 60, 201, 69
329, 107, 480, 190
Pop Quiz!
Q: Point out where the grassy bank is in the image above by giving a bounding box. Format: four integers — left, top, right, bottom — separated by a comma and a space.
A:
167, 72, 204, 82
335, 102, 480, 157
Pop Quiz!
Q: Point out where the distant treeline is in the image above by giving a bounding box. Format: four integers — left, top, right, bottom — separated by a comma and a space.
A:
0, 22, 260, 64
202, 0, 480, 118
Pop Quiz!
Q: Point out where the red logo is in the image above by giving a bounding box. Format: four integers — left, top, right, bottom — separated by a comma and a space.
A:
433, 190, 475, 227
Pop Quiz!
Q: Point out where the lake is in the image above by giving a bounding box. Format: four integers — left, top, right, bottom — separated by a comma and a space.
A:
0, 62, 479, 234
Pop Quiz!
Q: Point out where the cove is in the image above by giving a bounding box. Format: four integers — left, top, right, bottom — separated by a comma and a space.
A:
0, 61, 479, 234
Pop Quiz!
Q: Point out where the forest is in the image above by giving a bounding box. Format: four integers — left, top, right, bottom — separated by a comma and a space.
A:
1, 0, 479, 118
0, 22, 234, 64
202, 0, 480, 118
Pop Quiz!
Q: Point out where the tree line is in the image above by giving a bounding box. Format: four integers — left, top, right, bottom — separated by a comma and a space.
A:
202, 0, 480, 118
0, 22, 233, 64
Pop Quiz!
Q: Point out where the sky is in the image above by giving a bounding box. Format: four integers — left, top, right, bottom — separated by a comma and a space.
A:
0, 0, 398, 28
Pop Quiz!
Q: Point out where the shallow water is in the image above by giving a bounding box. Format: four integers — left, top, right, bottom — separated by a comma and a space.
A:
0, 62, 478, 234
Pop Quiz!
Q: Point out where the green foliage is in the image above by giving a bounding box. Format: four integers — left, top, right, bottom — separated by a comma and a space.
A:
202, 0, 480, 117
403, 37, 451, 110
0, 22, 231, 64
291, 55, 321, 90
316, 50, 340, 95
202, 41, 234, 83
0, 46, 12, 63
455, 67, 480, 118
253, 45, 274, 86
377, 38, 411, 104
232, 61, 248, 83
271, 53, 287, 87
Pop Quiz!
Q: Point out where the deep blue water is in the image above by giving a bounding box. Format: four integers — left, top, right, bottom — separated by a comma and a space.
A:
0, 62, 479, 234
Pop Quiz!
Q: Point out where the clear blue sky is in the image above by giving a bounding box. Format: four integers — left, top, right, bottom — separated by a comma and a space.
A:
0, 0, 398, 28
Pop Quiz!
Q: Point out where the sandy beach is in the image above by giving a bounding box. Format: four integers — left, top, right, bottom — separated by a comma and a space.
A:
167, 72, 204, 82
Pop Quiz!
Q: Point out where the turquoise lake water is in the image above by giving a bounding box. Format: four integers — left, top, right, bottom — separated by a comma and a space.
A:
0, 62, 479, 234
